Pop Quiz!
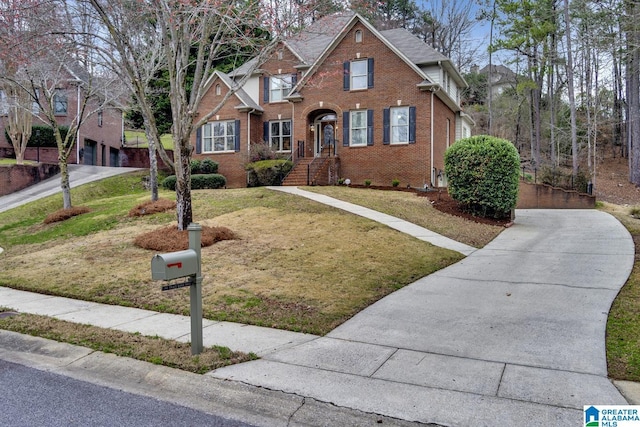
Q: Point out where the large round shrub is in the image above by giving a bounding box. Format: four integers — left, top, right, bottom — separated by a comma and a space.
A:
245, 159, 293, 187
444, 135, 520, 218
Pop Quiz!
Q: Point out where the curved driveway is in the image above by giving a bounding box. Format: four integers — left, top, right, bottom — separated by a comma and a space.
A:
213, 207, 635, 425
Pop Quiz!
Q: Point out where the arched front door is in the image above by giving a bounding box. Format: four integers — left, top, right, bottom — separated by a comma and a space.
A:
313, 113, 337, 157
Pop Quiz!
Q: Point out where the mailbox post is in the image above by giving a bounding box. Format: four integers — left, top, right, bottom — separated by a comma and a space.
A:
150, 223, 203, 355
187, 223, 203, 355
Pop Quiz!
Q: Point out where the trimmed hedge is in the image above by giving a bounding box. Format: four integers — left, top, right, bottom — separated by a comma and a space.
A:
4, 125, 71, 147
189, 159, 219, 174
444, 135, 520, 219
162, 174, 226, 190
246, 159, 293, 187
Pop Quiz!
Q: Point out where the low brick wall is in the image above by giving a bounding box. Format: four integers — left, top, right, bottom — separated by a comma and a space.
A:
0, 146, 79, 164
120, 147, 174, 170
516, 181, 595, 209
0, 163, 60, 196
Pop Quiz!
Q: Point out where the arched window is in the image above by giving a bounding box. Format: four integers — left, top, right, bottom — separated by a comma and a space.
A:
215, 84, 221, 96
355, 29, 363, 43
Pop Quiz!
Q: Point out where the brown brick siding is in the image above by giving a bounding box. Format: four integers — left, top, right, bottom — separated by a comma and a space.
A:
191, 81, 254, 188
192, 21, 457, 188
293, 22, 440, 188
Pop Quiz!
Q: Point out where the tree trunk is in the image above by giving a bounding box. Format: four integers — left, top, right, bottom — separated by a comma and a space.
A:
564, 0, 579, 179
627, 0, 640, 186
174, 139, 193, 230
143, 123, 159, 202
59, 151, 72, 209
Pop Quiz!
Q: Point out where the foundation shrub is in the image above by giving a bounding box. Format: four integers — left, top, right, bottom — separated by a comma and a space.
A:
246, 159, 293, 187
444, 135, 520, 219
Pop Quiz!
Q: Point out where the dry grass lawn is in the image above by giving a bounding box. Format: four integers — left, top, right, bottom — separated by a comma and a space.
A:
0, 186, 467, 335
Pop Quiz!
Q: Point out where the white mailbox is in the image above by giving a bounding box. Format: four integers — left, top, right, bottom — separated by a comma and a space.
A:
151, 249, 198, 281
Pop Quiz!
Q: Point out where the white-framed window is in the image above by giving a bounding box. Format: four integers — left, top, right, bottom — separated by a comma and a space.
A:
32, 88, 40, 114
54, 89, 67, 115
269, 120, 291, 152
269, 74, 292, 103
202, 120, 236, 152
215, 84, 221, 96
390, 107, 409, 144
98, 111, 103, 127
0, 90, 7, 115
355, 29, 363, 43
350, 110, 368, 147
350, 60, 368, 90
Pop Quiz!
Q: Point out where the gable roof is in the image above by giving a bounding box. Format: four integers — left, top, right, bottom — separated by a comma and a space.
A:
285, 12, 355, 66
205, 71, 263, 113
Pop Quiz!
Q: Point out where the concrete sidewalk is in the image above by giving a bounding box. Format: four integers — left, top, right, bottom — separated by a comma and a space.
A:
0, 164, 144, 213
1, 185, 638, 426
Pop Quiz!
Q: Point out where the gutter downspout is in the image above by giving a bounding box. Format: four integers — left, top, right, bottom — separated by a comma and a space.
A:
247, 109, 255, 157
430, 89, 434, 186
76, 84, 81, 164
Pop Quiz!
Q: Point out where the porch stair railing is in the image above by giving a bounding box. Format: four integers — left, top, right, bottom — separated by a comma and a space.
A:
282, 157, 334, 186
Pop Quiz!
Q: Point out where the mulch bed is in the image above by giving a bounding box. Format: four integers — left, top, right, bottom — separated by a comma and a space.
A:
133, 225, 237, 252
349, 184, 512, 227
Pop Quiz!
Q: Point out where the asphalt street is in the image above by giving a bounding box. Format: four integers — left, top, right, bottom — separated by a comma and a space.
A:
0, 359, 256, 427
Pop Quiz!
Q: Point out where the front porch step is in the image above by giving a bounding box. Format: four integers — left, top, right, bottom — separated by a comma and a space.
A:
282, 158, 314, 186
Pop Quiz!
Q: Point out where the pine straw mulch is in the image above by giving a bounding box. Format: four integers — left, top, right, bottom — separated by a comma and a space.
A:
43, 206, 91, 224
128, 198, 237, 252
133, 225, 237, 252
128, 198, 176, 217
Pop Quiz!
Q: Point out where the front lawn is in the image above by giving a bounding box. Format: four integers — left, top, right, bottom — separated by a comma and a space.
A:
0, 173, 465, 335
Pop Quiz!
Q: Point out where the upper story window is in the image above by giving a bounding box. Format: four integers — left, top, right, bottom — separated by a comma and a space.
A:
97, 111, 103, 127
0, 90, 7, 115
355, 29, 363, 43
203, 120, 236, 152
343, 58, 374, 91
32, 88, 40, 114
54, 89, 67, 115
263, 74, 295, 103
215, 84, 221, 96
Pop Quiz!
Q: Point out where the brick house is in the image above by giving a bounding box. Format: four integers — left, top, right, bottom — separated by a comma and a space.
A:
0, 64, 123, 167
192, 12, 473, 188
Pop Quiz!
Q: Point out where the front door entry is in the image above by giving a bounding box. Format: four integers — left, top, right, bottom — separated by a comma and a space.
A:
314, 117, 336, 157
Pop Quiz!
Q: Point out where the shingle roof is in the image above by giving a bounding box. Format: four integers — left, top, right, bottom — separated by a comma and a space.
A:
379, 28, 450, 66
286, 12, 355, 65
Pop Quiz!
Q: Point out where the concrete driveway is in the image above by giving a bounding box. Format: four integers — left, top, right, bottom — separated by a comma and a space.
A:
212, 208, 635, 425
0, 164, 143, 214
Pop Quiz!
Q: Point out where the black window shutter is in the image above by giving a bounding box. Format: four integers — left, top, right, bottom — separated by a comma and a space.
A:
235, 120, 241, 152
291, 73, 297, 86
367, 58, 374, 89
342, 112, 349, 146
263, 76, 270, 103
263, 121, 269, 142
196, 126, 202, 154
343, 61, 350, 91
409, 106, 416, 144
383, 108, 390, 145
367, 109, 374, 146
